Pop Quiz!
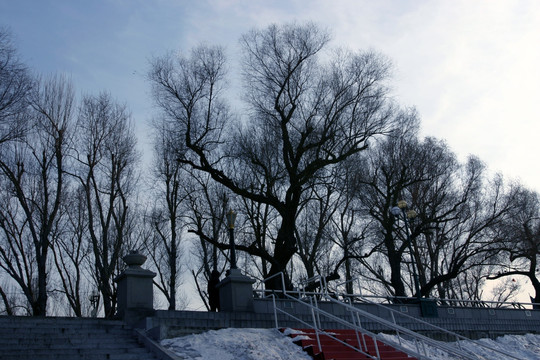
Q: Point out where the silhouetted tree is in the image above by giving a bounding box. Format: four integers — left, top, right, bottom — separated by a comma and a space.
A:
353, 111, 512, 299
182, 170, 229, 309
148, 23, 395, 290
488, 185, 540, 307
51, 184, 92, 317
70, 92, 138, 318
143, 118, 185, 310
0, 75, 73, 315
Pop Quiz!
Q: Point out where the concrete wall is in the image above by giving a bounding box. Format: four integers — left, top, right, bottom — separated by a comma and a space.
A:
145, 298, 540, 341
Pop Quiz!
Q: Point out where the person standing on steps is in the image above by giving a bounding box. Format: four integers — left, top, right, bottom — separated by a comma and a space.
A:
208, 269, 221, 312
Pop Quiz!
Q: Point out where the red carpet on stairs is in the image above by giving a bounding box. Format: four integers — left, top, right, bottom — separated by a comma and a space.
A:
280, 328, 418, 360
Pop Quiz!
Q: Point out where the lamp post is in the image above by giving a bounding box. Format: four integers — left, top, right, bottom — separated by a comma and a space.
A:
391, 200, 421, 301
217, 208, 256, 312
89, 291, 100, 317
226, 209, 237, 270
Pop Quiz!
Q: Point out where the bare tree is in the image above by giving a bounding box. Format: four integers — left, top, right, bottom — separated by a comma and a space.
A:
148, 23, 395, 290
352, 110, 426, 298
0, 27, 33, 144
0, 75, 73, 315
51, 184, 92, 317
408, 156, 510, 299
487, 185, 540, 307
70, 92, 138, 318
238, 188, 279, 282
182, 170, 229, 309
143, 119, 185, 310
353, 112, 512, 300
295, 173, 341, 281
327, 157, 374, 295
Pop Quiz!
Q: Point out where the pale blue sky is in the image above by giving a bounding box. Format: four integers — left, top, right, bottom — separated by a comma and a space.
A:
1, 0, 539, 189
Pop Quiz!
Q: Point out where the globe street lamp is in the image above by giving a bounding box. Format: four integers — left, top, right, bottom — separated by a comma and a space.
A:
226, 209, 238, 270
391, 200, 421, 301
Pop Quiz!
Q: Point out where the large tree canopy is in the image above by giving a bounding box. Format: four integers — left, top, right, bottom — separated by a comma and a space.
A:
148, 23, 396, 289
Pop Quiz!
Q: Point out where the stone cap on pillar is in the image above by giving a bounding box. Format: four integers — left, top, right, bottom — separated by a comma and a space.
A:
217, 268, 256, 286
124, 251, 147, 268
115, 250, 156, 282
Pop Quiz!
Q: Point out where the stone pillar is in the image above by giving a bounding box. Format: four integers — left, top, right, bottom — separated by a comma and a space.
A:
217, 268, 256, 312
115, 251, 156, 325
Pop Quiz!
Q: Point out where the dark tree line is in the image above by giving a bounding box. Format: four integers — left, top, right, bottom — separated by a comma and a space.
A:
1, 23, 539, 316
148, 22, 539, 306
0, 28, 139, 316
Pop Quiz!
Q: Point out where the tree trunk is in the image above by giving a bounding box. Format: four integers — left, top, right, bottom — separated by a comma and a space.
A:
265, 211, 297, 291
33, 246, 49, 316
169, 239, 177, 311
383, 226, 407, 298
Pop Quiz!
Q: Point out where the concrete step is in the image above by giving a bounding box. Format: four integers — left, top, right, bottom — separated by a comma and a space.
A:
0, 317, 125, 328
1, 347, 151, 356
2, 354, 157, 360
284, 328, 417, 360
0, 316, 158, 360
0, 336, 139, 345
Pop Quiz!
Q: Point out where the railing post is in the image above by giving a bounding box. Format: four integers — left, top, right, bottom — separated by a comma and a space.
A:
313, 296, 322, 329
420, 339, 427, 356
321, 276, 328, 298
272, 294, 278, 329
390, 311, 402, 346
413, 338, 421, 355
347, 298, 362, 352
372, 334, 381, 359
309, 297, 322, 353
355, 312, 368, 352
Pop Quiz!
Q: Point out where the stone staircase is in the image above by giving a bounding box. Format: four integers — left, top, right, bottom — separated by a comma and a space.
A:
285, 328, 418, 360
0, 316, 160, 360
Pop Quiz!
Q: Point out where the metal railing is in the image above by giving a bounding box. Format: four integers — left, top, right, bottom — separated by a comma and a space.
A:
263, 273, 480, 360
331, 280, 540, 310
265, 274, 383, 360
261, 273, 523, 360
338, 280, 528, 359
330, 295, 522, 360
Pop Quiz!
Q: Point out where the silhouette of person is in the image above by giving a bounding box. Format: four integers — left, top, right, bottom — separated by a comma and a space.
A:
208, 270, 221, 312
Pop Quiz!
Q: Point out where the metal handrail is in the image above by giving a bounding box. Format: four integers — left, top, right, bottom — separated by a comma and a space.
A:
262, 272, 525, 360
330, 277, 540, 310
267, 292, 379, 359
263, 272, 473, 360
335, 291, 540, 310
324, 295, 479, 359
339, 293, 522, 359
333, 279, 525, 359
328, 295, 525, 360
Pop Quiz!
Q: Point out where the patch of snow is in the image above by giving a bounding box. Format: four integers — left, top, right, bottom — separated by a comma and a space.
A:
379, 332, 540, 360
161, 328, 540, 360
161, 328, 313, 360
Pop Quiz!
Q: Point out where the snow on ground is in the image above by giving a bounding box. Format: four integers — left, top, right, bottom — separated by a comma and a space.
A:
460, 334, 540, 359
161, 328, 540, 360
161, 328, 313, 360
379, 332, 540, 359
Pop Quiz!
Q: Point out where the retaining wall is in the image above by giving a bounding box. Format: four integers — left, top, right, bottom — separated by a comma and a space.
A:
145, 298, 540, 340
